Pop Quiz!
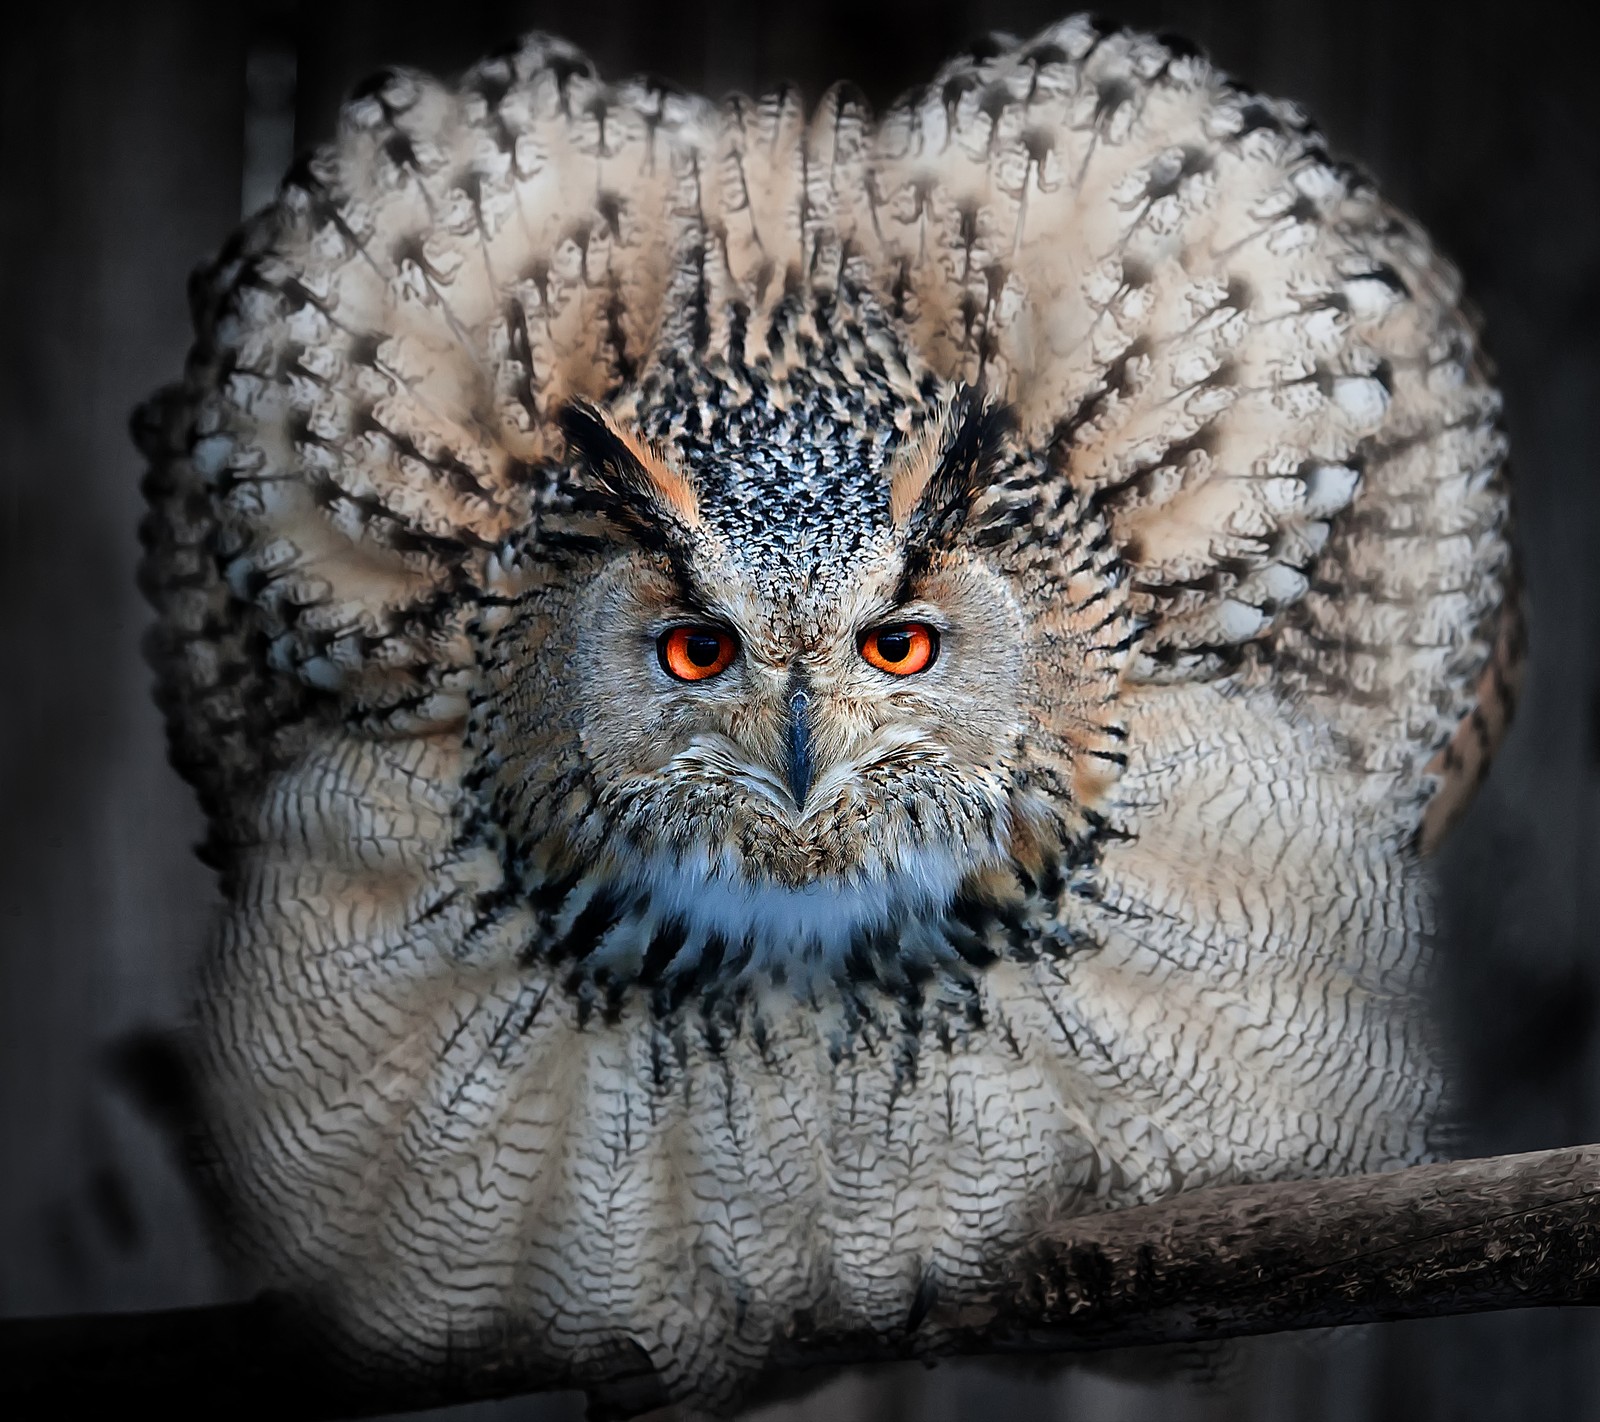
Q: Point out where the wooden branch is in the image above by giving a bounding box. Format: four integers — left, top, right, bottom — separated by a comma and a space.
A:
5, 1145, 1599, 1421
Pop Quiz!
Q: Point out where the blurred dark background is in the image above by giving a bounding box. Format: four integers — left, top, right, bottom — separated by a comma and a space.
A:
2, 1, 1597, 1417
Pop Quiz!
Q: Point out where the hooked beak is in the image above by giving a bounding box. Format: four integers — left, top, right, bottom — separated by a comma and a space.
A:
785, 680, 814, 811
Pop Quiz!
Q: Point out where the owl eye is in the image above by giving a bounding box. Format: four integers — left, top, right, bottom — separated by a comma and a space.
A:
659, 625, 738, 682
859, 621, 938, 676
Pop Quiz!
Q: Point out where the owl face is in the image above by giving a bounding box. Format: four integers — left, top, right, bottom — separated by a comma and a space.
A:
573, 429, 1026, 931
469, 293, 1131, 996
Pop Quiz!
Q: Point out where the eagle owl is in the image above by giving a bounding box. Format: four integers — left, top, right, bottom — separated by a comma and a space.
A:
136, 13, 1516, 1411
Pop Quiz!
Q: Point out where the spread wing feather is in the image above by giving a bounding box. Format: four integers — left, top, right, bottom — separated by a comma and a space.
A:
139, 41, 713, 836
139, 20, 1511, 846
847, 19, 1513, 828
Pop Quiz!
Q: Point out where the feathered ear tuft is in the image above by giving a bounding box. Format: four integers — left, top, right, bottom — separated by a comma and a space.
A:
889, 386, 1013, 551
558, 400, 702, 544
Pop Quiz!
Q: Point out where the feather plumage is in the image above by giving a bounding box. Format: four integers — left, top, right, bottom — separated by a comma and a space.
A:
138, 16, 1514, 1409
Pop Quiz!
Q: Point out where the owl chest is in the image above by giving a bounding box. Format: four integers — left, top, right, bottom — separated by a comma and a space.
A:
206, 707, 1436, 1381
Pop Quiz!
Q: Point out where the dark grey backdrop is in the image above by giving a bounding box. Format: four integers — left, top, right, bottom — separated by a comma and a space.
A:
3, 2, 1598, 1417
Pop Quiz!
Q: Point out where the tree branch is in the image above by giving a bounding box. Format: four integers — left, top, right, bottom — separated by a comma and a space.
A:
5, 1145, 1598, 1420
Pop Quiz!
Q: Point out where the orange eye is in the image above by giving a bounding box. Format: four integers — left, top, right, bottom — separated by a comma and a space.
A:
860, 622, 938, 676
659, 625, 738, 682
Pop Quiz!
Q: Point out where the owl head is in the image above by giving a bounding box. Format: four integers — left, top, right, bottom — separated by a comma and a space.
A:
466, 276, 1131, 1007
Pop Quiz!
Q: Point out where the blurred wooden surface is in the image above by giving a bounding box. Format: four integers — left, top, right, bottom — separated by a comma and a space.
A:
2, 2, 1598, 1419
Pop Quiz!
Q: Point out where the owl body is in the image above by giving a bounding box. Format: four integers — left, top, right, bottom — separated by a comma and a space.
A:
138, 16, 1514, 1408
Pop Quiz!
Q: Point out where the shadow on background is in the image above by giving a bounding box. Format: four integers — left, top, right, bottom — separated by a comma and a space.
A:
2, 2, 1598, 1418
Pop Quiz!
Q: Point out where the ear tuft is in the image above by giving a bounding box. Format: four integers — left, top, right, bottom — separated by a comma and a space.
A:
887, 408, 951, 527
889, 386, 1013, 545
559, 401, 701, 532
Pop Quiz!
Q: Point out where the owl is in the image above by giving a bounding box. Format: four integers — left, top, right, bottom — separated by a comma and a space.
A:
135, 13, 1516, 1412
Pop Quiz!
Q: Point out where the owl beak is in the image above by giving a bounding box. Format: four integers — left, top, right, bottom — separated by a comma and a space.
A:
785, 683, 814, 811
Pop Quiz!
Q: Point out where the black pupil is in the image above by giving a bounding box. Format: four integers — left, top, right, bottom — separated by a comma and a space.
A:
877, 629, 913, 662
685, 632, 724, 667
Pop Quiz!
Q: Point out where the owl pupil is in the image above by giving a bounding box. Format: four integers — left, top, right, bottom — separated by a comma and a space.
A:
686, 633, 724, 667
876, 631, 912, 662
